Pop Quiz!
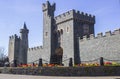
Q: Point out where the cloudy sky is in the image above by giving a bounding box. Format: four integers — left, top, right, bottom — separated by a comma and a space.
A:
0, 0, 120, 55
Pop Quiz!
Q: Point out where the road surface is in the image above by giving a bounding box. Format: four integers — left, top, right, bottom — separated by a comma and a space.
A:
0, 74, 120, 79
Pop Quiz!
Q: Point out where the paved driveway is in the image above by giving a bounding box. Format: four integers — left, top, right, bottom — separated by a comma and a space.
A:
0, 74, 120, 79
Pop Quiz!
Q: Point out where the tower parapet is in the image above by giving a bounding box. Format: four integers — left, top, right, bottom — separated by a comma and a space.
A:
55, 9, 95, 25
42, 1, 55, 12
9, 34, 20, 40
55, 10, 74, 24
73, 10, 95, 24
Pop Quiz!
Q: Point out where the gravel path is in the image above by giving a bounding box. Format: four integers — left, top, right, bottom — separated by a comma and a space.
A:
0, 74, 120, 79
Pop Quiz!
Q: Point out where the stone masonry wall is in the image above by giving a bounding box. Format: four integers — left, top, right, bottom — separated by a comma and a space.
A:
79, 29, 120, 62
57, 20, 74, 66
28, 46, 45, 64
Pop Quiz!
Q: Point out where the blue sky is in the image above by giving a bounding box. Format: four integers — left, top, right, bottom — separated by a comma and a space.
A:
0, 0, 120, 55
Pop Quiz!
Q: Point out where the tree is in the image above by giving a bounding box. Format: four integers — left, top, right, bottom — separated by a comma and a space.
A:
0, 47, 8, 67
0, 47, 6, 59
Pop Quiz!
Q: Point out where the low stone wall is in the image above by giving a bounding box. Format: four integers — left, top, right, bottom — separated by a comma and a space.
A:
0, 66, 120, 76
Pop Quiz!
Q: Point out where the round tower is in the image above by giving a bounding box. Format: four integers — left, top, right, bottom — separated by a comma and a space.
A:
19, 22, 29, 64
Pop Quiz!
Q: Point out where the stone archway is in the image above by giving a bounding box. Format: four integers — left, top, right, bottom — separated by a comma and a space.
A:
52, 47, 63, 65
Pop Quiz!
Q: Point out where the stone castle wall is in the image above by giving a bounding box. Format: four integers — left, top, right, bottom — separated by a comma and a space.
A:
27, 46, 44, 63
79, 29, 120, 62
27, 46, 51, 64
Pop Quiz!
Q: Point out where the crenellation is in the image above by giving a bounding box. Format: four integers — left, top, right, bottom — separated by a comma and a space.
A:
89, 14, 92, 17
55, 9, 95, 24
42, 3, 45, 7
55, 10, 74, 24
93, 15, 95, 18
81, 12, 84, 15
77, 11, 80, 14
9, 34, 19, 40
11, 35, 14, 38
31, 48, 34, 50
36, 46, 39, 49
66, 11, 70, 15
83, 35, 88, 41
113, 28, 120, 35
105, 31, 112, 36
42, 1, 50, 7
90, 34, 95, 39
42, 1, 55, 12
14, 34, 19, 39
80, 28, 120, 42
74, 10, 95, 23
9, 36, 13, 39
58, 15, 61, 18
28, 48, 31, 51
97, 32, 103, 38
9, 36, 11, 39
63, 13, 66, 16
85, 13, 88, 16
33, 47, 37, 50
40, 46, 43, 48
74, 11, 95, 19
28, 46, 43, 51
55, 10, 74, 20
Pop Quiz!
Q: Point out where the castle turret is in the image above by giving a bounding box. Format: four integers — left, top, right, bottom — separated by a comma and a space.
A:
19, 22, 29, 64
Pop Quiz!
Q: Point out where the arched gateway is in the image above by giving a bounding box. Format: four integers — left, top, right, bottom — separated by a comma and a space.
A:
51, 47, 63, 65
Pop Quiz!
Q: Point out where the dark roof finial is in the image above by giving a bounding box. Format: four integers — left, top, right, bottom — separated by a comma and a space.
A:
23, 22, 27, 29
46, 0, 50, 5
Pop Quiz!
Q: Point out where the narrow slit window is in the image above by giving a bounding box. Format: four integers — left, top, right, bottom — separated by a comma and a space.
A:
67, 27, 69, 32
61, 29, 63, 35
45, 32, 48, 36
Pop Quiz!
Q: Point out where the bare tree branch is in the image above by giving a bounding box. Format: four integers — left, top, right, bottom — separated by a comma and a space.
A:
0, 47, 6, 59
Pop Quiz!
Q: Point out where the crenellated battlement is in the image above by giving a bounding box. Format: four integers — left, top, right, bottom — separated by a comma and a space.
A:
97, 32, 103, 38
113, 29, 120, 34
42, 1, 55, 12
73, 10, 95, 23
55, 9, 95, 24
9, 34, 19, 40
28, 46, 43, 51
80, 28, 120, 42
105, 31, 112, 36
55, 10, 74, 24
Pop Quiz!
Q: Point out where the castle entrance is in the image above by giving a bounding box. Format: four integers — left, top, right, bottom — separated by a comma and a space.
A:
52, 47, 63, 65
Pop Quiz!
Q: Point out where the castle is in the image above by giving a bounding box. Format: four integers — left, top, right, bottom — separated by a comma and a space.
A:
8, 1, 120, 66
